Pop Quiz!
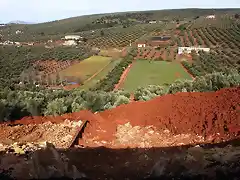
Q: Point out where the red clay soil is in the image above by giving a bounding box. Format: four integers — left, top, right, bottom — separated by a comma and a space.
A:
9, 87, 240, 143
114, 60, 135, 90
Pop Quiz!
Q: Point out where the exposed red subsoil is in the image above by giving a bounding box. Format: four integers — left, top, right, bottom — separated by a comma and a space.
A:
8, 87, 240, 144
114, 59, 136, 90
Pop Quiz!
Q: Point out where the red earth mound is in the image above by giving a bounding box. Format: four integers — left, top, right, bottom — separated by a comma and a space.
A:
9, 87, 240, 142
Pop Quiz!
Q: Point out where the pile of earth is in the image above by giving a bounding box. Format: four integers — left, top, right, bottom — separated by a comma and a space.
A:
7, 87, 239, 147
0, 87, 239, 180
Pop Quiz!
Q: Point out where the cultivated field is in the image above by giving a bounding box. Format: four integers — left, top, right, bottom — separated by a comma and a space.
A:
80, 58, 121, 89
59, 56, 112, 83
121, 60, 192, 92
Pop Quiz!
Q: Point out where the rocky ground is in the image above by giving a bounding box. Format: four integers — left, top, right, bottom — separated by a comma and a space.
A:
0, 120, 83, 149
0, 141, 239, 180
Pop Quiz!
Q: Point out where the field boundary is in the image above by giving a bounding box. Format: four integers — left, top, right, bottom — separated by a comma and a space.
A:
179, 62, 195, 80
83, 60, 113, 84
114, 59, 136, 90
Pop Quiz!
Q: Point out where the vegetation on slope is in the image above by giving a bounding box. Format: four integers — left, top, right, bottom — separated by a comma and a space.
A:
134, 70, 239, 101
122, 60, 192, 92
0, 46, 94, 89
0, 70, 239, 122
91, 48, 138, 91
1, 8, 239, 42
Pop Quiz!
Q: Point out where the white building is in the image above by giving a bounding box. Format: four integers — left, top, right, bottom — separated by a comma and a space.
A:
63, 40, 77, 46
62, 35, 82, 46
137, 43, 146, 48
206, 15, 216, 19
15, 30, 23, 34
178, 47, 210, 55
149, 20, 157, 24
64, 35, 82, 40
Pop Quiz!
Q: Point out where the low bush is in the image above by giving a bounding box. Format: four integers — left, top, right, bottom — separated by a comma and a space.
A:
135, 70, 240, 100
0, 70, 238, 122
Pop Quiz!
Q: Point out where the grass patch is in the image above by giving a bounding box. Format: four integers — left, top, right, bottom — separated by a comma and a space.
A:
80, 58, 122, 89
122, 60, 192, 92
59, 56, 112, 82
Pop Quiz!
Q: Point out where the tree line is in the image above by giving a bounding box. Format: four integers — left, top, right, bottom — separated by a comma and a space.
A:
0, 70, 239, 122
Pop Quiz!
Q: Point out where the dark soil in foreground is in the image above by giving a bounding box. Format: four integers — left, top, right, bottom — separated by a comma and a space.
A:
1, 140, 239, 180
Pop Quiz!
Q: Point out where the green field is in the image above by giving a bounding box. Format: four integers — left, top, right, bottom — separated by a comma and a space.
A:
80, 58, 122, 89
122, 60, 193, 92
59, 56, 112, 82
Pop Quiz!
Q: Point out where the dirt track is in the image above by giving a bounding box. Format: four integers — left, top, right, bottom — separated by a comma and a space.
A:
114, 60, 135, 90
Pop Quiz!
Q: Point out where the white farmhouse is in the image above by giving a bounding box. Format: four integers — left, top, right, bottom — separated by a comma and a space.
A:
178, 47, 210, 55
63, 40, 77, 46
15, 30, 23, 34
64, 35, 82, 41
149, 20, 157, 24
62, 35, 82, 46
206, 15, 216, 19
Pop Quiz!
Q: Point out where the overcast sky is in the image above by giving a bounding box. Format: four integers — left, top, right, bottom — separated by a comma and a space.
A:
0, 0, 239, 23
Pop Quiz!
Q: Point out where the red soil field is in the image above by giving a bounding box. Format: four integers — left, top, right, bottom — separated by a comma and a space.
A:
8, 87, 240, 143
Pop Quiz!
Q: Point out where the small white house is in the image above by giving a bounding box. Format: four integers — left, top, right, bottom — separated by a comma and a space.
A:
206, 15, 216, 19
63, 40, 77, 46
64, 35, 82, 41
178, 47, 210, 55
15, 30, 23, 34
137, 43, 146, 48
149, 20, 157, 24
62, 35, 82, 46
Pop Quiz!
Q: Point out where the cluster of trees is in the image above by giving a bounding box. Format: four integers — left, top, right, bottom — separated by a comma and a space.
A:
0, 89, 131, 122
0, 46, 94, 89
1, 70, 239, 122
91, 48, 138, 91
134, 70, 240, 101
36, 46, 94, 61
181, 50, 240, 77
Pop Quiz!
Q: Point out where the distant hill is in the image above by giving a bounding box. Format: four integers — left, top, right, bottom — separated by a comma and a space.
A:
1, 8, 239, 42
8, 20, 35, 24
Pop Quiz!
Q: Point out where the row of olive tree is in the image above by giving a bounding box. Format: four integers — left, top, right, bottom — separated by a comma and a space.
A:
91, 47, 138, 91
134, 70, 240, 101
0, 70, 239, 122
0, 89, 130, 122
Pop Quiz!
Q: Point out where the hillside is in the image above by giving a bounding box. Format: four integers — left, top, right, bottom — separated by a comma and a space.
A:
0, 8, 239, 179
1, 8, 239, 41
